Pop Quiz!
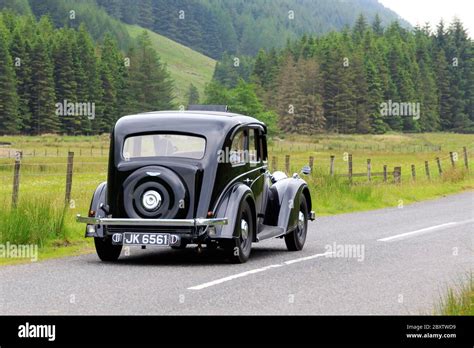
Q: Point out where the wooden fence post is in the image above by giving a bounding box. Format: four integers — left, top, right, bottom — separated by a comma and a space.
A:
309, 156, 314, 172
367, 159, 372, 182
383, 165, 387, 183
436, 157, 443, 176
393, 166, 401, 184
12, 152, 22, 208
463, 147, 469, 170
449, 152, 455, 168
65, 152, 74, 207
425, 161, 431, 180
271, 156, 277, 172
411, 164, 416, 181
285, 155, 290, 174
348, 154, 353, 183
330, 155, 335, 176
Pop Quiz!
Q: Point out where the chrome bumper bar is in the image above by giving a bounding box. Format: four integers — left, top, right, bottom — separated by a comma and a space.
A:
76, 215, 228, 227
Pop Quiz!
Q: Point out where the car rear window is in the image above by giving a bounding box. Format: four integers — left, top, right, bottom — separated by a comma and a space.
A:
123, 134, 206, 160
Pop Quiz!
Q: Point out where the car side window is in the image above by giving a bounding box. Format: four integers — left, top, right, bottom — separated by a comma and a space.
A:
230, 130, 246, 166
249, 129, 259, 163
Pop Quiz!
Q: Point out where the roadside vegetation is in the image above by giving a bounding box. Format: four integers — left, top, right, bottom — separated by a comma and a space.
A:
0, 133, 472, 263
435, 275, 473, 315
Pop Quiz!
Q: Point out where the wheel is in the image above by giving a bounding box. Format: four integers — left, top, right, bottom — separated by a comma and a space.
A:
94, 237, 122, 262
224, 199, 254, 263
285, 194, 308, 251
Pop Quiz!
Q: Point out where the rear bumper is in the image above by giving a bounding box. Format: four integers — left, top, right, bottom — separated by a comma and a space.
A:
76, 215, 228, 227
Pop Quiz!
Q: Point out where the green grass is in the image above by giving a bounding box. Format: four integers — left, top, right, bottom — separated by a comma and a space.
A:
308, 169, 473, 215
126, 24, 216, 104
0, 197, 66, 246
0, 133, 473, 262
435, 274, 473, 315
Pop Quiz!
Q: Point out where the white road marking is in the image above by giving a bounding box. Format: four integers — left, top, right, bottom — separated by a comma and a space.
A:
284, 251, 334, 265
187, 252, 333, 291
187, 264, 283, 290
377, 219, 474, 242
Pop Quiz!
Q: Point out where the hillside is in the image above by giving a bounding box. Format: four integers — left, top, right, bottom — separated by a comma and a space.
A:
0, 0, 216, 104
126, 25, 215, 103
96, 0, 410, 58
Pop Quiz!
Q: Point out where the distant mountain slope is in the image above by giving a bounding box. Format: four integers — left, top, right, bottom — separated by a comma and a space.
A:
96, 0, 410, 58
126, 25, 216, 103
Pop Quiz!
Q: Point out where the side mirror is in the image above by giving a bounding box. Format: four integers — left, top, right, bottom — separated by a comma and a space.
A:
301, 165, 311, 176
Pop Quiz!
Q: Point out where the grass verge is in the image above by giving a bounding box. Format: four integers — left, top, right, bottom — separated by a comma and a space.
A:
435, 275, 473, 315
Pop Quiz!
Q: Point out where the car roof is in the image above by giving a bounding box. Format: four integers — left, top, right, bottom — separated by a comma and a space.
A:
114, 111, 266, 138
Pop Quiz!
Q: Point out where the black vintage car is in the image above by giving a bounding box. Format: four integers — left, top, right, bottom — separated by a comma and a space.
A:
77, 109, 315, 263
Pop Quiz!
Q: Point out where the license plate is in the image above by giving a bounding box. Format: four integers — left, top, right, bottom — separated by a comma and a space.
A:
118, 233, 179, 247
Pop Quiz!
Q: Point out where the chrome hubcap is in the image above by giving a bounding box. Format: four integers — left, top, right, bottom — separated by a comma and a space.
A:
241, 219, 249, 240
142, 190, 162, 211
297, 211, 305, 237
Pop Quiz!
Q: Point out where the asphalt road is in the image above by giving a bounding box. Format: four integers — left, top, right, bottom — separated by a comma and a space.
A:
1, 192, 472, 315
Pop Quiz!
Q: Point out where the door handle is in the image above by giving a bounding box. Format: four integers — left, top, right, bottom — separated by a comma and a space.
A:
243, 178, 253, 185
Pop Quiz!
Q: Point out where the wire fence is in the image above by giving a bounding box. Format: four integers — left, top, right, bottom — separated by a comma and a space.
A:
1, 145, 471, 209
269, 143, 444, 153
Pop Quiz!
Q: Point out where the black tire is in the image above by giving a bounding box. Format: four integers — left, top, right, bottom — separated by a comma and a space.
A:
224, 199, 254, 263
94, 237, 122, 262
285, 194, 308, 251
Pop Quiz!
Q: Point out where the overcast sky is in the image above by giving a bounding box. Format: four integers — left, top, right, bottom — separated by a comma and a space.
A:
378, 0, 473, 37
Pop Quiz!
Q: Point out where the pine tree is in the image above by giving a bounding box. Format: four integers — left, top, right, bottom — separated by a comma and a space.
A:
351, 51, 370, 133
434, 49, 451, 130
363, 32, 386, 133
274, 54, 300, 133
126, 31, 174, 113
414, 27, 440, 131
372, 14, 384, 36
0, 23, 19, 134
29, 35, 58, 134
353, 14, 367, 44
99, 59, 117, 133
252, 49, 267, 86
295, 58, 325, 133
52, 29, 78, 134
186, 83, 200, 106
445, 19, 471, 130
9, 26, 30, 132
321, 36, 356, 133
75, 24, 102, 134
100, 33, 127, 128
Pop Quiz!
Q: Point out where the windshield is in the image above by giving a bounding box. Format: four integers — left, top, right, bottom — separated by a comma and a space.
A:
123, 134, 206, 160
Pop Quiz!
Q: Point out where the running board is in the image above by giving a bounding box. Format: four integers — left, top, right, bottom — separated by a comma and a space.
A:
257, 224, 285, 241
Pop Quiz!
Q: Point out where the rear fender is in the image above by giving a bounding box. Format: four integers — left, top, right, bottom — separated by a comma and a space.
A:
214, 184, 255, 239
272, 178, 309, 233
87, 182, 107, 238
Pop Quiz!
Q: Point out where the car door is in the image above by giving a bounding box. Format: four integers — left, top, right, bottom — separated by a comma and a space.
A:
246, 127, 267, 219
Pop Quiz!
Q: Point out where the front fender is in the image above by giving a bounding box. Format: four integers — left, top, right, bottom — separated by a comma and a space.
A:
272, 177, 309, 233
86, 182, 107, 238
214, 184, 254, 239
